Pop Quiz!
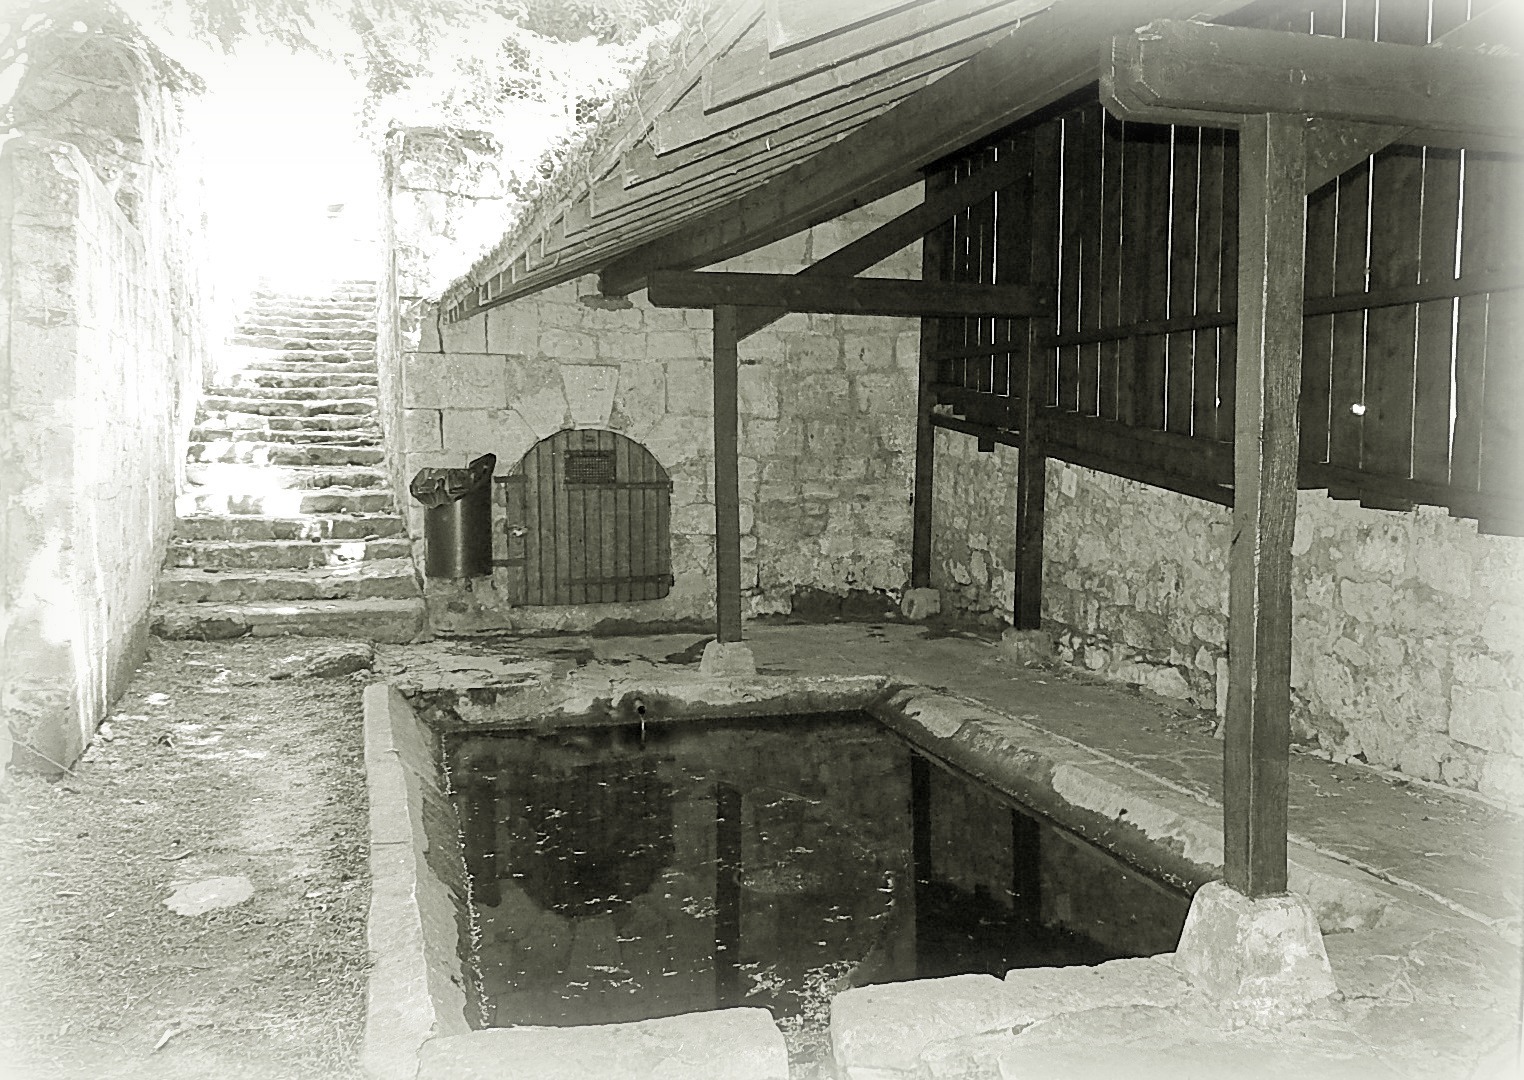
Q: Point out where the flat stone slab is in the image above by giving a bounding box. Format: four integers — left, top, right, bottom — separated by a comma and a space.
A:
997, 1004, 1401, 1080
832, 973, 1030, 1076
415, 1008, 789, 1080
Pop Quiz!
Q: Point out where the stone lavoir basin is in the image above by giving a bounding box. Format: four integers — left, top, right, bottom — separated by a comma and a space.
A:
359, 666, 1412, 1080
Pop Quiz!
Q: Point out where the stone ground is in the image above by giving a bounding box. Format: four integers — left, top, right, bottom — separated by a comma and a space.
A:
0, 638, 372, 1080
2, 620, 1519, 1079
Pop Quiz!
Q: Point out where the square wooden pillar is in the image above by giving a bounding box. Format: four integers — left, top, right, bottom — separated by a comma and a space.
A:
1224, 112, 1307, 898
712, 305, 744, 643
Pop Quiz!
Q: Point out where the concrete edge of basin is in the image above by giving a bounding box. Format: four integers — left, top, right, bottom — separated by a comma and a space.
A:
361, 682, 473, 1080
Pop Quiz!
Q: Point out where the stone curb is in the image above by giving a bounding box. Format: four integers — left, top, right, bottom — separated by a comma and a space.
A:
360, 683, 473, 1080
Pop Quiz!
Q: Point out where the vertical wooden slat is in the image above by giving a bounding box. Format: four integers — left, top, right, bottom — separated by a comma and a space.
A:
1002, 133, 1036, 430
955, 161, 976, 391
653, 448, 671, 601
1479, 156, 1524, 512
974, 147, 998, 395
1329, 162, 1373, 468
1300, 180, 1337, 464
1195, 127, 1227, 440
1218, 132, 1240, 442
1412, 146, 1462, 485
612, 434, 631, 603
598, 430, 617, 602
1138, 123, 1172, 431
1119, 120, 1145, 426
639, 445, 657, 601
1016, 119, 1060, 631
1225, 112, 1306, 899
1167, 125, 1201, 435
1360, 4, 1427, 480
713, 305, 743, 643
531, 442, 548, 604
1077, 106, 1103, 417
912, 169, 954, 588
552, 434, 573, 606
505, 476, 526, 604
1058, 112, 1084, 413
1100, 111, 1125, 421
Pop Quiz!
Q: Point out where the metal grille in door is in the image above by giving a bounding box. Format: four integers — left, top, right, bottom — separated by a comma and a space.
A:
496, 429, 673, 605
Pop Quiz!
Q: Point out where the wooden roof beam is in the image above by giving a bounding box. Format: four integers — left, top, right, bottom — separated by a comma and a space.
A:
599, 0, 1248, 298
646, 270, 1045, 319
1103, 18, 1524, 145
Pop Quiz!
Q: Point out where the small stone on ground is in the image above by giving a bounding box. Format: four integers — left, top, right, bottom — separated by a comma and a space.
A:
164, 875, 254, 915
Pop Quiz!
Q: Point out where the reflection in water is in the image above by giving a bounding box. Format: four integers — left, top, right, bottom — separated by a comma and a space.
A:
447, 713, 1189, 1074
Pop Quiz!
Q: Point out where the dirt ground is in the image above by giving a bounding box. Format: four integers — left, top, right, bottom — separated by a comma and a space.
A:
0, 637, 374, 1080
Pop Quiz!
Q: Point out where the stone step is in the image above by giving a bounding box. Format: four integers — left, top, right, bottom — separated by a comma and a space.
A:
183, 462, 389, 490
176, 512, 406, 542
251, 286, 376, 304
237, 358, 377, 375
179, 487, 396, 516
158, 558, 419, 604
239, 314, 374, 333
186, 441, 386, 467
234, 333, 376, 351
167, 536, 412, 571
189, 424, 380, 446
235, 371, 378, 389
205, 383, 378, 402
197, 413, 379, 433
151, 597, 425, 644
200, 396, 375, 417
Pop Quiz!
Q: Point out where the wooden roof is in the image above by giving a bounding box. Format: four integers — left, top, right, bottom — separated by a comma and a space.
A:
439, 0, 1277, 321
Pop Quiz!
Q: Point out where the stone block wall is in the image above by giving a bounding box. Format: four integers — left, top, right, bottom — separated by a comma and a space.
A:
1, 138, 201, 772
394, 188, 921, 632
930, 431, 1524, 807
1, 26, 213, 774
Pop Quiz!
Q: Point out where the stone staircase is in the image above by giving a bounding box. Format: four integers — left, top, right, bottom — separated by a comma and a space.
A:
151, 280, 426, 644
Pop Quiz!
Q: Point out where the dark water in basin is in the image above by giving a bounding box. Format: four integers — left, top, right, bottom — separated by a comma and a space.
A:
446, 712, 1189, 1071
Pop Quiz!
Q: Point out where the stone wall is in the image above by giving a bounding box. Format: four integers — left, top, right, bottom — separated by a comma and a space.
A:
379, 127, 508, 528
1, 28, 212, 773
397, 188, 921, 632
930, 431, 1524, 808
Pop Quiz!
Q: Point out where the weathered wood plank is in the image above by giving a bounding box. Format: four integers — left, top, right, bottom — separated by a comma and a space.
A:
1058, 110, 1085, 413
1300, 176, 1336, 463
647, 270, 1044, 318
1328, 154, 1370, 468
1362, 143, 1424, 479
1137, 122, 1171, 431
1224, 112, 1306, 899
1076, 106, 1104, 417
1167, 124, 1200, 435
1195, 126, 1227, 440
1099, 110, 1125, 421
713, 306, 743, 643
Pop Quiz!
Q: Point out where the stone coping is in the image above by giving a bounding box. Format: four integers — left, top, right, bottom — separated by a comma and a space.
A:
363, 664, 1494, 1079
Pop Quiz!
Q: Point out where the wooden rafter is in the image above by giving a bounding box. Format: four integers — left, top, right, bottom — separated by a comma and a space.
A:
598, 0, 1246, 299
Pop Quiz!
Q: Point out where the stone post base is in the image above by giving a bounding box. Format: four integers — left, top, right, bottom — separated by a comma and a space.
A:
900, 588, 942, 621
700, 640, 756, 676
1175, 880, 1337, 1018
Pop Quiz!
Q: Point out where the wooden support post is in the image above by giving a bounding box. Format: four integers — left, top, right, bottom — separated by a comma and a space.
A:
1224, 112, 1307, 899
1015, 127, 1059, 631
911, 172, 954, 589
713, 305, 744, 644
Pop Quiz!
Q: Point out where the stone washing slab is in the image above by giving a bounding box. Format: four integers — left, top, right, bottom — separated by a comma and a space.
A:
832, 959, 1199, 1077
414, 1008, 789, 1080
361, 684, 472, 1080
152, 597, 425, 643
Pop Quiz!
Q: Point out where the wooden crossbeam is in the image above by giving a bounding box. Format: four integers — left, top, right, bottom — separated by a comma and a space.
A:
734, 152, 1033, 339
1104, 19, 1524, 143
648, 270, 1044, 319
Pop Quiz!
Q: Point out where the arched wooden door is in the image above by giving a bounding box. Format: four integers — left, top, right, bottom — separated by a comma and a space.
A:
496, 429, 673, 605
